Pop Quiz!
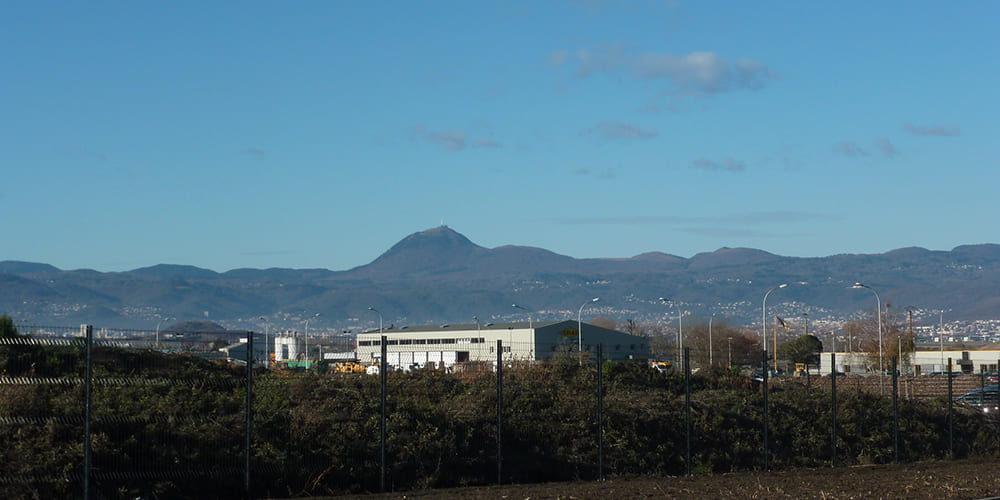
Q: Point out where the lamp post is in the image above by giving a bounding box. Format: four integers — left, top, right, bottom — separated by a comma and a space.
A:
368, 306, 383, 334
259, 316, 270, 368
762, 284, 788, 369
852, 283, 883, 393
155, 316, 172, 349
577, 298, 599, 352
659, 298, 683, 362
512, 304, 532, 329
304, 313, 320, 362
728, 336, 732, 369
939, 310, 945, 367
709, 313, 716, 366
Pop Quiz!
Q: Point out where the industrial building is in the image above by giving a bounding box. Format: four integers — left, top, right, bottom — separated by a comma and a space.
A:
820, 348, 1000, 375
355, 320, 649, 369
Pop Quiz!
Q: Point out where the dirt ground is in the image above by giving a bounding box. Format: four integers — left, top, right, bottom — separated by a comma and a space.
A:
327, 457, 1000, 500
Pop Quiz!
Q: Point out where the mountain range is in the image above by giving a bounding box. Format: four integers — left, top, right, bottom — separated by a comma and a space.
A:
2, 226, 999, 331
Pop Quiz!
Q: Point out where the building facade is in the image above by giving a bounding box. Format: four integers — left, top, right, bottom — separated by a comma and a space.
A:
355, 320, 649, 369
819, 348, 1000, 375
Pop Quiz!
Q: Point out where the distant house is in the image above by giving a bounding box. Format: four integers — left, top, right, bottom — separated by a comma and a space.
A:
355, 320, 649, 369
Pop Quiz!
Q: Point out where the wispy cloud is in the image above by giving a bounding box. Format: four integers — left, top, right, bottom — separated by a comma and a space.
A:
555, 211, 828, 226
834, 139, 901, 159
547, 50, 569, 67
691, 157, 745, 172
573, 167, 616, 179
832, 141, 868, 157
240, 148, 268, 159
475, 138, 502, 148
58, 147, 108, 162
241, 250, 296, 256
411, 124, 502, 152
904, 123, 960, 137
552, 47, 774, 96
429, 131, 467, 151
580, 120, 657, 141
874, 138, 899, 158
680, 227, 774, 238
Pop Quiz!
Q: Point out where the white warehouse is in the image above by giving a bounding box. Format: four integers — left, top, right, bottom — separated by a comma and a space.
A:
355, 320, 649, 369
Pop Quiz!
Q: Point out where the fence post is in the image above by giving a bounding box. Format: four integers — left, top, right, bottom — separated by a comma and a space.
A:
380, 336, 388, 492
84, 325, 93, 500
245, 331, 253, 498
762, 349, 769, 471
496, 339, 502, 485
597, 344, 603, 481
947, 357, 953, 457
830, 352, 837, 468
892, 356, 898, 464
684, 347, 691, 476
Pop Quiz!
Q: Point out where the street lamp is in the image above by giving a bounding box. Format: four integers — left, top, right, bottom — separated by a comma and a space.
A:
938, 309, 945, 367
762, 284, 788, 369
852, 283, 883, 393
658, 298, 683, 362
259, 316, 270, 368
728, 336, 733, 368
155, 316, 172, 348
304, 313, 320, 362
709, 312, 717, 366
512, 304, 532, 329
577, 297, 599, 352
368, 306, 383, 334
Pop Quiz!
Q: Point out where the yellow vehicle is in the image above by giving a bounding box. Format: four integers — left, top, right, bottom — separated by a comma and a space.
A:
794, 363, 806, 377
651, 360, 673, 373
333, 361, 368, 374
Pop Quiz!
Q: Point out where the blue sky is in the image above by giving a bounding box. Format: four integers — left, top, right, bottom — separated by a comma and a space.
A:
2, 1, 997, 273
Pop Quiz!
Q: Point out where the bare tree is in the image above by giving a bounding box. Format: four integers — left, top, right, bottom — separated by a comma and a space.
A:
684, 321, 759, 368
843, 311, 914, 373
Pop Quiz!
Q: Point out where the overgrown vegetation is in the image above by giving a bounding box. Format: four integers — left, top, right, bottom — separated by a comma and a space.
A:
0, 343, 996, 498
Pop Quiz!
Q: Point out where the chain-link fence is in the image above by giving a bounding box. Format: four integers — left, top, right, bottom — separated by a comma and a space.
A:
1, 327, 997, 498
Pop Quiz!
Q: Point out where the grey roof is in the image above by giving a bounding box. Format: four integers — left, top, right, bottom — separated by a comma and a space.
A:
359, 320, 630, 335
360, 321, 560, 334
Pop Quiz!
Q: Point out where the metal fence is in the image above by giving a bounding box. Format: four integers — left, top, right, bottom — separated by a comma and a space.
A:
1, 326, 997, 499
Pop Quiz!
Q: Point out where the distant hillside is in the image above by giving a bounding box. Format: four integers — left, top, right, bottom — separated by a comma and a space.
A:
2, 226, 1000, 330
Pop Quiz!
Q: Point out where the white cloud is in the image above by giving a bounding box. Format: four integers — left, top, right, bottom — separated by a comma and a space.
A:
557, 47, 773, 95
411, 125, 502, 152
547, 50, 568, 67
581, 120, 657, 141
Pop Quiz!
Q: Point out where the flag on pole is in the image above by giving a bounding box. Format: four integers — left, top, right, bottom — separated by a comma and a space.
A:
775, 316, 789, 329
